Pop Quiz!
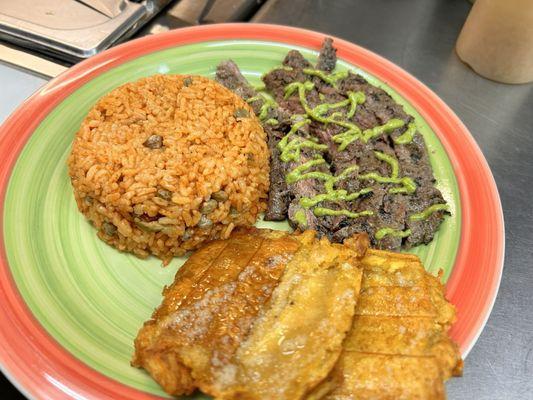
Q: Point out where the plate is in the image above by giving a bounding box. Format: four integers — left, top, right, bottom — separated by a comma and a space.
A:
0, 24, 504, 399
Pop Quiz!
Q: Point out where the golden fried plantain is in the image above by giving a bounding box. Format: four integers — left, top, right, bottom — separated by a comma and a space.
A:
312, 250, 462, 400
133, 228, 368, 399
215, 232, 364, 400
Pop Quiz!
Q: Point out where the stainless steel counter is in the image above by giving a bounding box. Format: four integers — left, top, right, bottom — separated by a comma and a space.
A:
0, 64, 47, 122
1, 0, 532, 398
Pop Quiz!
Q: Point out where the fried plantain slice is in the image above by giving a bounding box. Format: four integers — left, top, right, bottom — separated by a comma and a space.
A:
133, 228, 368, 398
312, 249, 462, 400
132, 228, 301, 395
215, 234, 363, 400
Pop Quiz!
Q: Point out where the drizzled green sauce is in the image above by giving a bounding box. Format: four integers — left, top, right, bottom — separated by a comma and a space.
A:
313, 208, 374, 219
330, 111, 343, 120
277, 120, 328, 163
293, 209, 308, 227
409, 204, 449, 221
247, 93, 278, 120
284, 80, 314, 100
332, 123, 363, 151
389, 177, 417, 194
299, 163, 372, 208
273, 66, 437, 232
375, 228, 412, 240
375, 151, 399, 178
394, 122, 416, 145
285, 158, 330, 184
362, 118, 405, 143
333, 119, 405, 149
312, 98, 352, 117
300, 187, 372, 209
347, 91, 366, 118
277, 83, 364, 164
303, 68, 349, 87
284, 81, 365, 127
359, 151, 417, 194
285, 157, 373, 219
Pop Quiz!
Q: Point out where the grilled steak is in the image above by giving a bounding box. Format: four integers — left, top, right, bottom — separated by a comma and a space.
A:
216, 39, 449, 250
316, 37, 337, 72
216, 60, 292, 220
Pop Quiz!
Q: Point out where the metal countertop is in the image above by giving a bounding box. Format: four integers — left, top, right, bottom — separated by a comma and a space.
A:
1, 0, 532, 398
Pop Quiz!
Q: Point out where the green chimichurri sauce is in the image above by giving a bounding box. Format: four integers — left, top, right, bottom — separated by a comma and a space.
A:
375, 227, 412, 240
247, 93, 278, 120
300, 187, 372, 209
313, 208, 374, 219
277, 120, 328, 163
293, 209, 308, 227
362, 118, 405, 143
394, 122, 416, 145
285, 158, 331, 184
409, 204, 449, 221
359, 151, 417, 194
268, 64, 443, 231
303, 68, 349, 87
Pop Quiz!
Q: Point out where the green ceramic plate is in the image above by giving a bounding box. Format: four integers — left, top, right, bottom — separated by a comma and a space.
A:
3, 39, 459, 398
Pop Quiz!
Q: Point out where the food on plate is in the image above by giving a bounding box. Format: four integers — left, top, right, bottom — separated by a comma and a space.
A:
68, 74, 269, 263
132, 227, 366, 398
310, 250, 463, 399
68, 40, 461, 398
68, 38, 450, 264
133, 227, 461, 399
216, 38, 449, 251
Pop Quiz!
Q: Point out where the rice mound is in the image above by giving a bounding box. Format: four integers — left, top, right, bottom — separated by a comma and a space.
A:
68, 74, 269, 264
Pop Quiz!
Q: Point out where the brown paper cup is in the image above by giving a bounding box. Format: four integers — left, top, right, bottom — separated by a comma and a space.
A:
456, 0, 533, 84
